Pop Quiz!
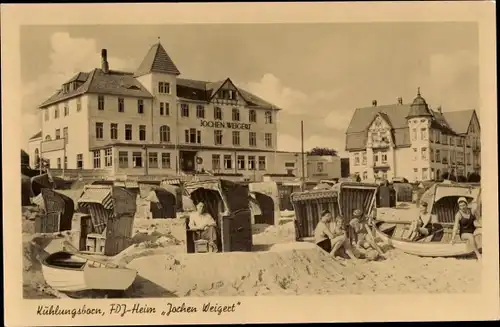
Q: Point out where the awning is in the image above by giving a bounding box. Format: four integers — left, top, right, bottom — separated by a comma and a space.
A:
161, 179, 181, 186
77, 186, 113, 209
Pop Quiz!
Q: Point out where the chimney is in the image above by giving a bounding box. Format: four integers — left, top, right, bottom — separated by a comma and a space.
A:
101, 49, 109, 74
372, 100, 377, 107
397, 97, 403, 105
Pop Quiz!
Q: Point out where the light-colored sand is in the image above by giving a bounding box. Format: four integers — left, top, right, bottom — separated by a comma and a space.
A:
22, 203, 481, 298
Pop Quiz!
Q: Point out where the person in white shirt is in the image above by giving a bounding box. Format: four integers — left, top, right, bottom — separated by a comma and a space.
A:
188, 201, 218, 252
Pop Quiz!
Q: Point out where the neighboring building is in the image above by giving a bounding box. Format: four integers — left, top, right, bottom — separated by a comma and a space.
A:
345, 89, 481, 182
306, 155, 341, 181
28, 43, 293, 181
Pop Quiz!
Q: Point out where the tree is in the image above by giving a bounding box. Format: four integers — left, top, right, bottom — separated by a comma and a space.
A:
307, 147, 338, 156
467, 172, 481, 183
34, 157, 50, 170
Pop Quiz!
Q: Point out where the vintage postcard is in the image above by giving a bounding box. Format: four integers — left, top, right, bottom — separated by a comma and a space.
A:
2, 2, 499, 326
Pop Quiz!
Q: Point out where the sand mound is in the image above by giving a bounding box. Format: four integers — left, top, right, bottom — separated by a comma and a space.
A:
253, 221, 296, 245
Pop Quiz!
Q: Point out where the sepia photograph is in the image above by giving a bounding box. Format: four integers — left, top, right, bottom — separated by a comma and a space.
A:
2, 2, 498, 326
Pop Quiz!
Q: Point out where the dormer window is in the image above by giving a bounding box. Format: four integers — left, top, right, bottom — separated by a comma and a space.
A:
228, 90, 236, 100
63, 84, 70, 93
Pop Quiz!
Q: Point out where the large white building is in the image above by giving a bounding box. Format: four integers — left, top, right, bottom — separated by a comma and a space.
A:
345, 89, 481, 182
27, 42, 342, 181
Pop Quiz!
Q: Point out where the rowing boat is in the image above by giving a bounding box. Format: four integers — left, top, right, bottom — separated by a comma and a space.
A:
41, 251, 137, 292
373, 220, 474, 257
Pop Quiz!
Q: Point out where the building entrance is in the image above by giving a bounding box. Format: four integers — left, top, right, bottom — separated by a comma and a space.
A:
180, 151, 197, 173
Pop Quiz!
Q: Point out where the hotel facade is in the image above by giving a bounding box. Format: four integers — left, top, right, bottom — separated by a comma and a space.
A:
345, 90, 481, 182
28, 43, 337, 181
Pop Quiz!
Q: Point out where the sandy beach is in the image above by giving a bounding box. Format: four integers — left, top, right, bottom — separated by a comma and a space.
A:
22, 201, 481, 299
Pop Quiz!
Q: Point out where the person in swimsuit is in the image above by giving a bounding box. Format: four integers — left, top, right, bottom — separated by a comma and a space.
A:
314, 210, 346, 259
451, 197, 481, 260
407, 202, 437, 241
347, 209, 386, 261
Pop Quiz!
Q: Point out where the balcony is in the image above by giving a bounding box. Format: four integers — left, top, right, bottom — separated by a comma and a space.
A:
373, 162, 390, 169
442, 158, 448, 165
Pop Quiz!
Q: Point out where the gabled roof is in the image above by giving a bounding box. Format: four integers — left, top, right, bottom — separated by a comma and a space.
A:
66, 72, 89, 83
134, 42, 181, 77
346, 103, 410, 134
29, 131, 42, 140
442, 110, 476, 134
39, 69, 153, 108
176, 77, 280, 110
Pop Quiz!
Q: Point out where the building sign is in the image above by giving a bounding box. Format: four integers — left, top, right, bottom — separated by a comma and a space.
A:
200, 120, 251, 130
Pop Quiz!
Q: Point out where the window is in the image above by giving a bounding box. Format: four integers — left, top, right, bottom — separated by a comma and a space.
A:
422, 168, 429, 181
181, 104, 189, 117
212, 155, 221, 170
160, 102, 170, 116
248, 156, 256, 170
214, 130, 223, 145
57, 158, 61, 169
237, 155, 245, 170
64, 156, 68, 169
249, 110, 256, 123
228, 90, 236, 100
148, 152, 158, 168
441, 134, 448, 145
214, 107, 223, 120
161, 153, 171, 169
429, 129, 434, 142
45, 135, 52, 141
44, 109, 49, 121
381, 153, 388, 164
442, 150, 448, 164
63, 127, 68, 143
46, 159, 51, 168
158, 82, 170, 94
420, 128, 427, 140
93, 150, 101, 168
76, 98, 82, 112
132, 152, 143, 168
138, 99, 144, 114
249, 132, 256, 147
139, 125, 146, 141
412, 128, 417, 141
466, 152, 471, 165
64, 103, 69, 116
317, 162, 324, 173
362, 152, 367, 165
258, 156, 266, 170
363, 171, 368, 180
450, 136, 454, 146
421, 147, 427, 160
232, 131, 240, 146
76, 154, 83, 169
436, 150, 441, 162
196, 105, 205, 118
413, 168, 418, 180
457, 151, 464, 164
374, 153, 379, 163
232, 108, 240, 121
265, 111, 272, 124
54, 106, 60, 119
185, 128, 200, 144
435, 130, 440, 143
119, 151, 128, 168
354, 153, 360, 166
412, 148, 417, 161
95, 122, 103, 139
466, 136, 471, 147
98, 96, 104, 110
224, 155, 232, 170
55, 129, 61, 139
265, 133, 273, 148
160, 125, 170, 143
105, 148, 112, 167
430, 148, 434, 162
431, 168, 435, 180
110, 123, 118, 140
118, 98, 124, 112
125, 124, 132, 140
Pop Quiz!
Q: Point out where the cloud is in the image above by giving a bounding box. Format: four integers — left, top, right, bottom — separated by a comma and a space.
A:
21, 32, 136, 148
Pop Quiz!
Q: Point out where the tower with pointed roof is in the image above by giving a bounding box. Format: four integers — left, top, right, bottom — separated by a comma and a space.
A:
406, 88, 433, 182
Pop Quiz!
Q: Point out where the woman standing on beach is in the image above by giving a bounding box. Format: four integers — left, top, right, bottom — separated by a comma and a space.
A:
450, 197, 481, 260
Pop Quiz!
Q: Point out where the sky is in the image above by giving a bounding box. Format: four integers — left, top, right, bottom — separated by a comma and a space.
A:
20, 23, 479, 157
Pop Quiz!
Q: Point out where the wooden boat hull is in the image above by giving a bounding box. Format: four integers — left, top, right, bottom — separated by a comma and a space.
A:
41, 252, 137, 292
374, 221, 474, 257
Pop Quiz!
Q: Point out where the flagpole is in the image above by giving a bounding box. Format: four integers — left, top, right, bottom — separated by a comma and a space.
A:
175, 98, 179, 175
301, 120, 305, 191
273, 105, 277, 174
